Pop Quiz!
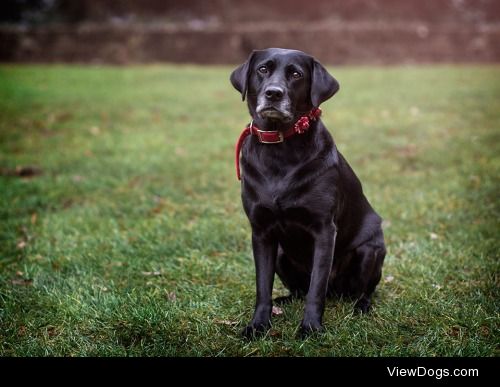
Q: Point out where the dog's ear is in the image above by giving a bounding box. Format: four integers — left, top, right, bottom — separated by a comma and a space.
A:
310, 60, 339, 107
230, 51, 256, 101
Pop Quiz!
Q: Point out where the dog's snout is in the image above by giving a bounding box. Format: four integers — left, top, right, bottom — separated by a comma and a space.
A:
265, 87, 284, 101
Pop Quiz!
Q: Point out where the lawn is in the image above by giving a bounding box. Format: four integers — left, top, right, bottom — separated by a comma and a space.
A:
0, 64, 498, 356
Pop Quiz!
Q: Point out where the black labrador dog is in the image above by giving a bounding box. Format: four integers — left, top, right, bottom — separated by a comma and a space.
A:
230, 48, 386, 338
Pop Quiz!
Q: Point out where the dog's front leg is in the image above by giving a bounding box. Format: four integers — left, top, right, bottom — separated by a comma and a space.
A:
242, 231, 278, 339
300, 224, 337, 337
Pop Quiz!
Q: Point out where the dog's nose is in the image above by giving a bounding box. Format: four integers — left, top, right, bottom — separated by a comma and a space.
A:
265, 87, 284, 101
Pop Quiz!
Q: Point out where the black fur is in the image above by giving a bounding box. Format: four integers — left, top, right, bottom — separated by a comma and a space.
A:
230, 48, 386, 338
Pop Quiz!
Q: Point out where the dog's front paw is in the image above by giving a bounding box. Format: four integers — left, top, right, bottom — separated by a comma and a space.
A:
241, 322, 270, 339
298, 319, 324, 338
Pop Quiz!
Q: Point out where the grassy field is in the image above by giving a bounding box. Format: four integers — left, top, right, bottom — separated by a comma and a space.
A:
0, 64, 498, 356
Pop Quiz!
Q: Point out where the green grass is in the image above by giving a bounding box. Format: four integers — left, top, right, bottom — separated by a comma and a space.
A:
0, 64, 498, 356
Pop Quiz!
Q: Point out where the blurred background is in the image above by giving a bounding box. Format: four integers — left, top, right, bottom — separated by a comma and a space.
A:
1, 0, 499, 65
1, 1, 499, 357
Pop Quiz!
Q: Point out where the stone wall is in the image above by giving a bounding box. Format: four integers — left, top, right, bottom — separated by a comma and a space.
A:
1, 0, 499, 64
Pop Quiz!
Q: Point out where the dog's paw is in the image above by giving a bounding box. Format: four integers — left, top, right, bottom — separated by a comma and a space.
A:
273, 295, 295, 305
298, 320, 324, 339
241, 322, 270, 340
354, 298, 371, 314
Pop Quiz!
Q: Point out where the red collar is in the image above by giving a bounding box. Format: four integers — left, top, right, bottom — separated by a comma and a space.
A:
235, 108, 322, 180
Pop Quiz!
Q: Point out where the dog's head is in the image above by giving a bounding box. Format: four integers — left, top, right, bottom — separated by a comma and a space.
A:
230, 48, 339, 124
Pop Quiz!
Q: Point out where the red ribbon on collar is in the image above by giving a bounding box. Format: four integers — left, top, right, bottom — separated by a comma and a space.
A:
235, 108, 321, 180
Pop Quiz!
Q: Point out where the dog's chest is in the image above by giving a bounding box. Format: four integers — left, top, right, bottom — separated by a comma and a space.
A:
240, 134, 338, 230
243, 149, 307, 209
243, 180, 315, 230
242, 160, 335, 233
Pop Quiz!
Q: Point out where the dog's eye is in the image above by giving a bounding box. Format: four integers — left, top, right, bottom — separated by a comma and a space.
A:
258, 66, 268, 74
291, 71, 302, 79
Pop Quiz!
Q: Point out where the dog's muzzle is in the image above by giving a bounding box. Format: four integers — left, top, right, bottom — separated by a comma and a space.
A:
256, 105, 293, 122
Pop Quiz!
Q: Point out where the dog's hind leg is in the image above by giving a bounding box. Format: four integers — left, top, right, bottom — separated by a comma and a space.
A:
273, 293, 302, 305
275, 246, 309, 303
351, 239, 386, 313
